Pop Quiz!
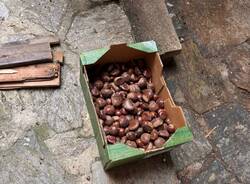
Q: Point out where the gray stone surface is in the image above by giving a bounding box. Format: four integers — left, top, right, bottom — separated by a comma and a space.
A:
191, 160, 239, 184
204, 103, 250, 183
0, 1, 8, 21
226, 42, 250, 92
170, 109, 212, 171
2, 0, 68, 32
92, 154, 179, 184
66, 3, 133, 53
0, 130, 75, 184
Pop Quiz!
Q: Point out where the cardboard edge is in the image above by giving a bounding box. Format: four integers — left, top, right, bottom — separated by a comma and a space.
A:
80, 41, 158, 66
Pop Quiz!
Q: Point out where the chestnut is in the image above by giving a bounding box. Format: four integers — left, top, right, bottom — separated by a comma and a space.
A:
147, 82, 155, 91
114, 76, 125, 86
106, 98, 112, 105
120, 108, 127, 115
128, 119, 139, 131
103, 126, 110, 135
137, 77, 147, 88
158, 130, 170, 138
113, 121, 120, 128
111, 94, 123, 107
146, 142, 153, 151
134, 67, 142, 75
91, 87, 100, 97
126, 131, 136, 141
94, 80, 104, 90
127, 68, 134, 75
120, 83, 130, 91
109, 126, 118, 136
148, 101, 159, 112
127, 92, 138, 101
142, 121, 153, 133
135, 127, 144, 138
150, 129, 158, 140
156, 98, 165, 108
167, 124, 176, 133
110, 82, 120, 92
126, 140, 137, 148
110, 68, 120, 76
143, 69, 151, 79
101, 89, 113, 98
130, 74, 138, 82
121, 136, 127, 144
96, 98, 106, 108
121, 72, 130, 82
140, 133, 151, 144
98, 110, 106, 120
118, 128, 125, 137
129, 84, 140, 93
119, 115, 129, 128
106, 135, 116, 144
103, 105, 115, 115
141, 111, 152, 121
154, 137, 166, 148
152, 118, 163, 128
104, 115, 114, 126
115, 109, 122, 116
158, 109, 167, 120
113, 116, 120, 121
123, 99, 135, 111
101, 72, 111, 82
136, 139, 144, 148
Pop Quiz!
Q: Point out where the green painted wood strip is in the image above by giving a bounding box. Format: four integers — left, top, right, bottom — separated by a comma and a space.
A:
80, 47, 109, 65
107, 143, 144, 162
79, 69, 109, 165
127, 40, 158, 53
164, 126, 193, 148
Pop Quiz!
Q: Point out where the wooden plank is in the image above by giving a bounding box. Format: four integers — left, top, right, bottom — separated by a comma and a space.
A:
0, 63, 59, 83
0, 42, 52, 68
29, 35, 60, 45
0, 64, 60, 89
121, 0, 181, 56
53, 50, 64, 64
0, 35, 60, 48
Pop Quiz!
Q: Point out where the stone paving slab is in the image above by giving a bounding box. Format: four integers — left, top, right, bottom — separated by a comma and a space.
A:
204, 103, 250, 183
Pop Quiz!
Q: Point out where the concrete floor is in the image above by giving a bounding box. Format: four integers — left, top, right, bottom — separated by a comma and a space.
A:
0, 0, 249, 183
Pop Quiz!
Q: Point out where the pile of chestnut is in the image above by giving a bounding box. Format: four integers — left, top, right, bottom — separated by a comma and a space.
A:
90, 60, 176, 151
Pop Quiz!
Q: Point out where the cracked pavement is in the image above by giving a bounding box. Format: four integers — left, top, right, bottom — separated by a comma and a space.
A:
0, 0, 249, 183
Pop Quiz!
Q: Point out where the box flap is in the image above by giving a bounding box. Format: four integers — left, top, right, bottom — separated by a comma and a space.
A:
127, 40, 158, 53
80, 41, 157, 66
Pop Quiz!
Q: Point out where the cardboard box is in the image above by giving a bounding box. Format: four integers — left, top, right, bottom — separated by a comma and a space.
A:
80, 41, 193, 170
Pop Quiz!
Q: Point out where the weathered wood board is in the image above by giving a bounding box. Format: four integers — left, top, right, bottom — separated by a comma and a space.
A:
0, 64, 60, 89
0, 63, 59, 83
0, 35, 60, 48
0, 42, 52, 68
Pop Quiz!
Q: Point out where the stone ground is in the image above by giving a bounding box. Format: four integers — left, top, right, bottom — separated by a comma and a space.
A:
0, 0, 249, 184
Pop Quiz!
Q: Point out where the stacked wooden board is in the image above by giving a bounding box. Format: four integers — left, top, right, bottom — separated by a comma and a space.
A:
0, 36, 63, 89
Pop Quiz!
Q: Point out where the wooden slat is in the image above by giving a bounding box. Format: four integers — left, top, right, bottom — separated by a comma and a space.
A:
0, 35, 60, 48
0, 64, 60, 89
0, 42, 52, 68
0, 63, 59, 83
53, 50, 64, 64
